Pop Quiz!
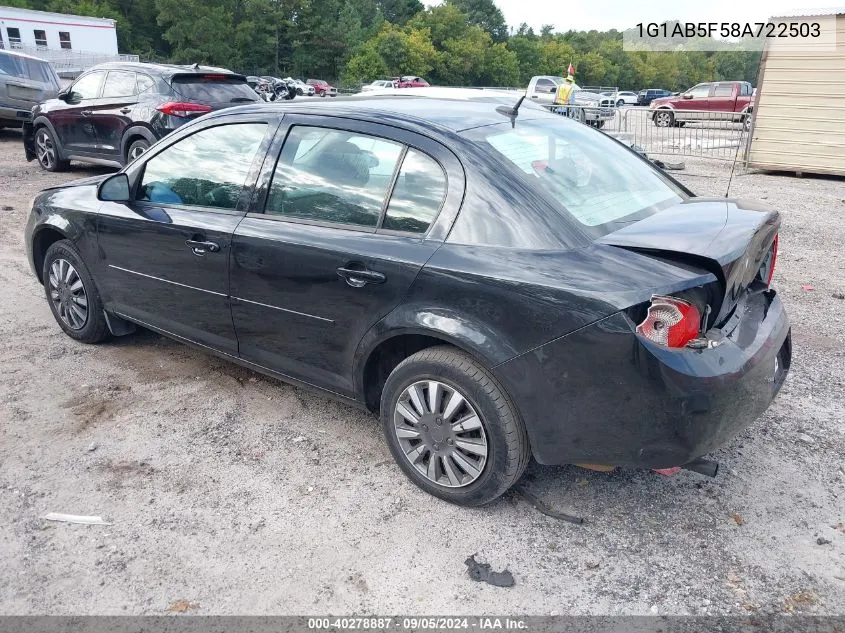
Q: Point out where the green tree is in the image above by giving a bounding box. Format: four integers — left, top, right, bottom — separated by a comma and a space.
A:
449, 0, 507, 42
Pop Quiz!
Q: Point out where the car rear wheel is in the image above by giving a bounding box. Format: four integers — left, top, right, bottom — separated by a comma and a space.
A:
380, 346, 530, 506
654, 110, 674, 127
42, 240, 109, 344
616, 99, 624, 107
127, 139, 150, 163
35, 127, 69, 172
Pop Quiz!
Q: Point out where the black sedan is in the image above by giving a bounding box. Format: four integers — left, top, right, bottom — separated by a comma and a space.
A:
24, 97, 790, 506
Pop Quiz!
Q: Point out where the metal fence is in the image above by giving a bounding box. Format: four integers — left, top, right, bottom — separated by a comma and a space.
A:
542, 104, 752, 161
8, 44, 140, 77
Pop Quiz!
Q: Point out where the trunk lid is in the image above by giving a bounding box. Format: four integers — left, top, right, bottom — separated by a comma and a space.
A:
598, 197, 780, 323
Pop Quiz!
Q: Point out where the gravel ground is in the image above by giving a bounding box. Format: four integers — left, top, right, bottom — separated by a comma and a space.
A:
0, 128, 843, 616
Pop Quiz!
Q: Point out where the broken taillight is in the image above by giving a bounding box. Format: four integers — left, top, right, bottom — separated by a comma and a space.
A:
760, 233, 779, 286
635, 295, 701, 348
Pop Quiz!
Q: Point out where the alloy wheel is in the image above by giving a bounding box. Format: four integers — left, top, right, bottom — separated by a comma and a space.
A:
128, 144, 147, 161
36, 130, 56, 169
393, 380, 488, 488
48, 258, 88, 330
655, 111, 672, 127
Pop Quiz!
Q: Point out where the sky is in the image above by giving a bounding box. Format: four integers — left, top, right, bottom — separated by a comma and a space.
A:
489, 0, 843, 32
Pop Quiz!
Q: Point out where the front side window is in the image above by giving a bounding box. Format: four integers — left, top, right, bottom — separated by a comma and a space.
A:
382, 149, 446, 233
465, 118, 685, 235
265, 126, 403, 228
687, 84, 711, 98
33, 30, 47, 47
69, 72, 105, 100
139, 123, 267, 210
59, 32, 72, 50
102, 71, 138, 98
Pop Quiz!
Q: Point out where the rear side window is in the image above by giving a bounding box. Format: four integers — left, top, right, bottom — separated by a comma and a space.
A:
713, 83, 733, 97
171, 76, 258, 103
265, 125, 404, 228
137, 74, 156, 94
139, 123, 267, 210
102, 71, 138, 98
0, 52, 27, 79
383, 149, 446, 233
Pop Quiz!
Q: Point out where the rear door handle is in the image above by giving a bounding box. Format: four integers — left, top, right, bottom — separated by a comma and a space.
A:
81, 110, 93, 116
336, 266, 385, 287
185, 239, 220, 256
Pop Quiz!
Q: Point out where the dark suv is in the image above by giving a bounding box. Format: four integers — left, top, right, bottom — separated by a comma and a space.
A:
23, 62, 259, 171
637, 88, 672, 106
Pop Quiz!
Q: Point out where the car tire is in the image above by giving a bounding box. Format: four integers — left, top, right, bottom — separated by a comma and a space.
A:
42, 240, 110, 344
126, 139, 150, 164
743, 112, 752, 131
380, 346, 530, 506
296, 88, 304, 96
616, 99, 624, 107
595, 120, 606, 129
654, 110, 674, 127
34, 126, 69, 172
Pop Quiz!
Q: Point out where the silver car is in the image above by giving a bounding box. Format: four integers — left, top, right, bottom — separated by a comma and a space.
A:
0, 50, 60, 128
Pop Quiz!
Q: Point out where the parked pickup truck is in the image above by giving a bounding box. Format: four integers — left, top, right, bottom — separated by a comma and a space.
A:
649, 81, 755, 129
525, 75, 616, 128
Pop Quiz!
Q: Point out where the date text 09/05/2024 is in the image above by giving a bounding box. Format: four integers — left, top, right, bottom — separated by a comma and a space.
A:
635, 22, 822, 39
307, 618, 528, 630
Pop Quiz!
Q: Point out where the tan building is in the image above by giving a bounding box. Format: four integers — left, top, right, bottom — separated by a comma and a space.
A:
747, 11, 845, 176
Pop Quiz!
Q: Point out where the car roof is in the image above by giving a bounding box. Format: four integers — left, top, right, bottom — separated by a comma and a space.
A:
0, 49, 50, 63
85, 61, 242, 77
210, 94, 549, 133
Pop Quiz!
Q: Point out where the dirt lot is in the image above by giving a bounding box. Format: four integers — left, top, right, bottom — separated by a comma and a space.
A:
0, 128, 843, 616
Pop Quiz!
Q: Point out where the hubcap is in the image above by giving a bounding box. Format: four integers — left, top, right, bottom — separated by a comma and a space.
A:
129, 144, 147, 161
48, 258, 88, 330
393, 380, 488, 488
657, 113, 670, 126
36, 131, 56, 169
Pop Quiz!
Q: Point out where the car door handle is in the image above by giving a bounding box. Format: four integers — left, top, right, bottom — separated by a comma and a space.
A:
185, 239, 220, 256
120, 107, 131, 114
81, 110, 93, 116
336, 266, 385, 287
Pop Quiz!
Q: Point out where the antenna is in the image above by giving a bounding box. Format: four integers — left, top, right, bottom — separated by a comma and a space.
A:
725, 131, 742, 198
495, 95, 527, 127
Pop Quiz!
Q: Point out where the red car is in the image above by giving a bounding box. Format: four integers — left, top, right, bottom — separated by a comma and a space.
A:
306, 79, 338, 97
650, 81, 755, 130
395, 76, 430, 88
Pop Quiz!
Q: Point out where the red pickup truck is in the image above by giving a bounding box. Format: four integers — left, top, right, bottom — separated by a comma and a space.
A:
650, 81, 755, 129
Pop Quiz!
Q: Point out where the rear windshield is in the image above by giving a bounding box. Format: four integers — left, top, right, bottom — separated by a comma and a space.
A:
0, 53, 59, 88
462, 118, 686, 236
171, 76, 259, 103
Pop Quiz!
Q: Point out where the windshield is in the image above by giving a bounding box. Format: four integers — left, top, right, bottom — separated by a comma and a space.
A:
171, 76, 258, 103
463, 118, 686, 236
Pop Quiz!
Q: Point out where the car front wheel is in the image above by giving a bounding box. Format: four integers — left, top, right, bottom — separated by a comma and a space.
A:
34, 127, 69, 172
380, 346, 530, 506
654, 110, 674, 127
42, 240, 110, 343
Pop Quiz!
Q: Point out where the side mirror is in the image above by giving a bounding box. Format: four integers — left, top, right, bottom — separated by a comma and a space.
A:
98, 173, 131, 203
682, 93, 693, 99
57, 89, 69, 101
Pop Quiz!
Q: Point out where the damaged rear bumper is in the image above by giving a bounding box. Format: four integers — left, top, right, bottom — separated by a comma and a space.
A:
495, 290, 791, 467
